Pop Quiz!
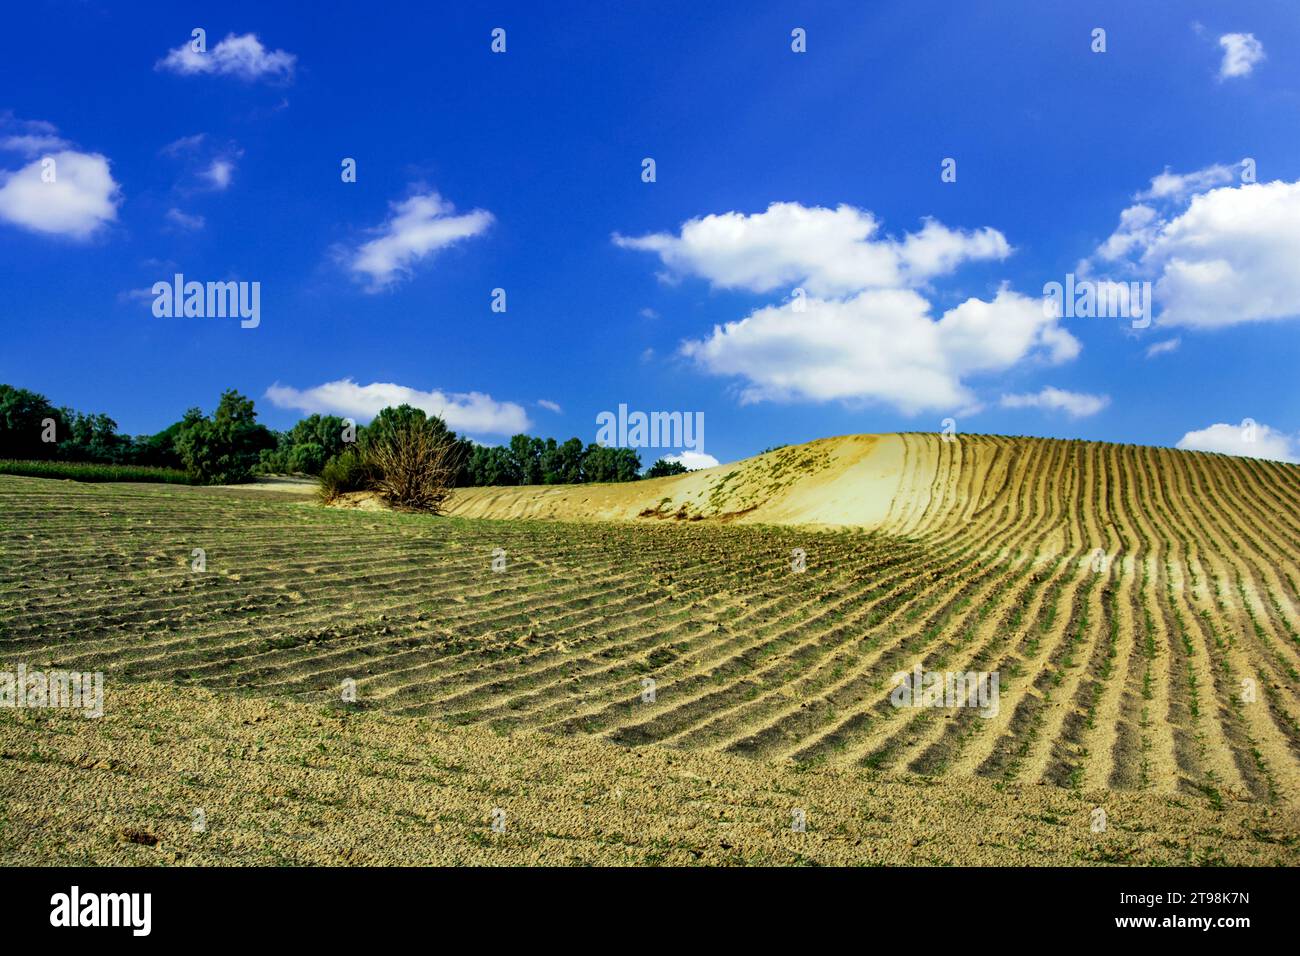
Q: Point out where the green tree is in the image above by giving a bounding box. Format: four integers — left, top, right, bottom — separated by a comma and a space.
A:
128, 417, 190, 469
174, 391, 276, 484
542, 437, 584, 484
57, 411, 132, 464
507, 434, 546, 485
258, 413, 353, 475
0, 384, 66, 460
466, 444, 520, 486
582, 444, 641, 483
646, 457, 688, 478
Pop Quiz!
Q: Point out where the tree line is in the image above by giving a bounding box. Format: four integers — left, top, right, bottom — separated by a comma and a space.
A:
0, 384, 690, 486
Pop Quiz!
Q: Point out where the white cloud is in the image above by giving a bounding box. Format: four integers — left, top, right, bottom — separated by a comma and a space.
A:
0, 133, 70, 155
1145, 337, 1181, 358
620, 201, 1080, 414
160, 136, 241, 191
680, 286, 1078, 414
0, 115, 68, 156
160, 133, 207, 156
614, 202, 1010, 297
639, 307, 659, 319
1218, 33, 1264, 79
537, 399, 563, 413
347, 191, 493, 291
156, 33, 297, 82
1091, 175, 1300, 328
999, 387, 1110, 418
201, 157, 236, 190
661, 450, 721, 471
1137, 164, 1235, 202
0, 148, 121, 239
1177, 421, 1297, 463
265, 379, 529, 435
164, 207, 205, 231
1093, 204, 1160, 263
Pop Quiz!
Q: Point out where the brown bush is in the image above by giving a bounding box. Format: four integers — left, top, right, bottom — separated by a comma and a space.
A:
362, 422, 461, 511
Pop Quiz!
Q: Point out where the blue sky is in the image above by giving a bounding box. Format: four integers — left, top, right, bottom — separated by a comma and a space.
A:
3, 0, 1299, 466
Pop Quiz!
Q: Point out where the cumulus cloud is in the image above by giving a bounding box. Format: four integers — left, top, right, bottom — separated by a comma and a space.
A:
661, 450, 721, 471
1177, 421, 1297, 463
614, 202, 1010, 297
999, 387, 1110, 418
1145, 337, 1180, 358
1218, 33, 1264, 79
347, 191, 493, 291
156, 33, 297, 82
537, 399, 563, 413
680, 285, 1078, 413
1087, 161, 1300, 328
618, 202, 1080, 414
0, 148, 121, 239
265, 379, 529, 435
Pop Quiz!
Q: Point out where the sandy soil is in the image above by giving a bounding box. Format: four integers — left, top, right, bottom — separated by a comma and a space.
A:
4, 680, 1295, 866
444, 434, 904, 529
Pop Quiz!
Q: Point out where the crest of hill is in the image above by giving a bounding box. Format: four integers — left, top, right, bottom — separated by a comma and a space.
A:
444, 432, 1300, 538
445, 433, 901, 529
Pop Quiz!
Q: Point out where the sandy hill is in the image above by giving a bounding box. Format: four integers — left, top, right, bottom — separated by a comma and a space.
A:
4, 434, 1300, 864
446, 432, 1300, 541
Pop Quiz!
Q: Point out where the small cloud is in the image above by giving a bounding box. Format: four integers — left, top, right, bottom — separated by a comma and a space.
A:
201, 157, 237, 190
160, 133, 207, 157
156, 33, 297, 83
1145, 337, 1181, 358
346, 190, 493, 291
0, 133, 70, 155
1177, 421, 1297, 463
640, 347, 656, 362
1000, 387, 1110, 418
0, 114, 69, 156
1136, 163, 1235, 202
164, 207, 205, 231
661, 450, 721, 471
0, 147, 121, 239
537, 399, 563, 414
639, 307, 659, 319
1218, 33, 1264, 79
265, 378, 529, 435
161, 137, 241, 192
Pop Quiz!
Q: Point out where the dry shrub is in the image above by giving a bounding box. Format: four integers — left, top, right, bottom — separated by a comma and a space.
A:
362, 422, 461, 511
